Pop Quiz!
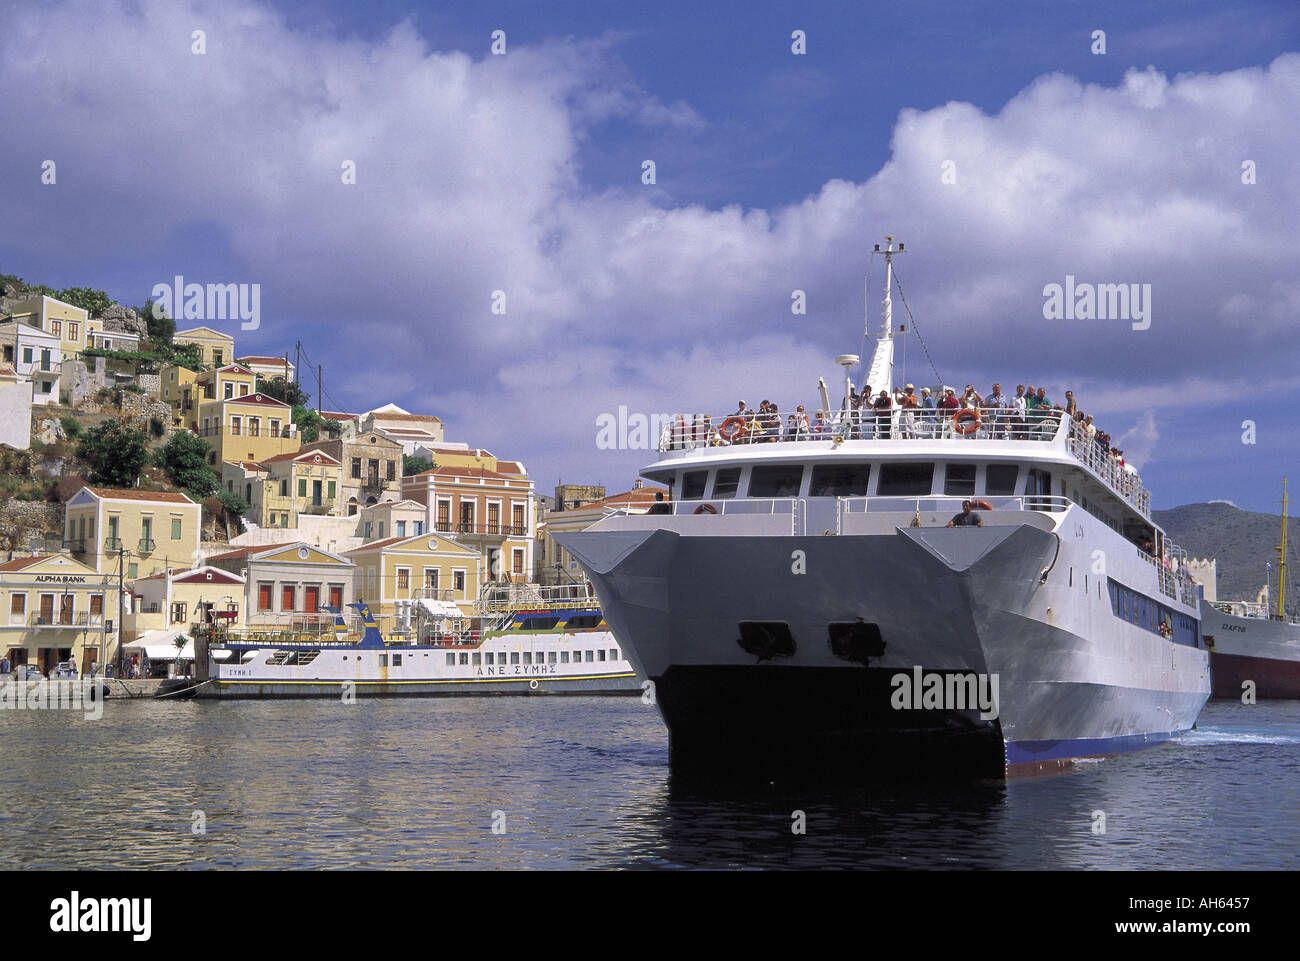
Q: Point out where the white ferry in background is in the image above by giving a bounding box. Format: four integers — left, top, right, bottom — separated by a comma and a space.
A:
1203, 480, 1300, 699
556, 236, 1209, 779
192, 585, 638, 697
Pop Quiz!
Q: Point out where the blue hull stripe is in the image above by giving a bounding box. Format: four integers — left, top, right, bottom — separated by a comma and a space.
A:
1005, 730, 1181, 765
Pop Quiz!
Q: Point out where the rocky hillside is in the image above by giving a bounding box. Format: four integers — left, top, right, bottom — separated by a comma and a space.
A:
1154, 501, 1297, 617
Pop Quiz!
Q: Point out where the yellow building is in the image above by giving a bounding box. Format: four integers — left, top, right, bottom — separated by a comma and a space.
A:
168, 363, 258, 430
0, 553, 120, 675
62, 487, 202, 579
344, 533, 481, 625
125, 565, 246, 639
159, 364, 201, 426
5, 295, 104, 362
197, 393, 298, 466
205, 542, 355, 629
173, 326, 235, 368
222, 449, 343, 529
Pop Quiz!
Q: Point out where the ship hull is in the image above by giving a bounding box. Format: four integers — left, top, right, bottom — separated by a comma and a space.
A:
1202, 600, 1300, 699
557, 512, 1209, 779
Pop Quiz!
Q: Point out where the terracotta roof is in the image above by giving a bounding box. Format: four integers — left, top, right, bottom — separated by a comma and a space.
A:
0, 555, 53, 571
86, 488, 197, 504
223, 460, 268, 472
216, 393, 290, 409
496, 461, 525, 474
344, 536, 409, 554
569, 487, 670, 511
260, 449, 340, 465
319, 411, 357, 422
237, 356, 294, 367
203, 545, 264, 561
409, 466, 513, 480
203, 364, 254, 377
0, 365, 16, 377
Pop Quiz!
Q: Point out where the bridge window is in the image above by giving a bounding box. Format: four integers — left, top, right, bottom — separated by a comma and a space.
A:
985, 464, 1019, 496
876, 463, 934, 497
810, 463, 870, 497
712, 467, 742, 499
681, 471, 708, 500
944, 464, 976, 497
749, 464, 805, 498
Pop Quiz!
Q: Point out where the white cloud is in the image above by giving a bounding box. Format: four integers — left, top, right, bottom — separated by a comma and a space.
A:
3, 2, 1299, 490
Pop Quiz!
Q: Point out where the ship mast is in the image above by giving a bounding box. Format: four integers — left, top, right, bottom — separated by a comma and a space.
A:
1277, 477, 1289, 619
864, 236, 904, 396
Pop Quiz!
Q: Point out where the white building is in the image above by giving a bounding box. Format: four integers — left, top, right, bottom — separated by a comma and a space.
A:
0, 366, 32, 449
0, 321, 61, 405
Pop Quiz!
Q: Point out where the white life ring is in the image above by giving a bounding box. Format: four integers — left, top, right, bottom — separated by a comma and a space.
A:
529, 679, 539, 690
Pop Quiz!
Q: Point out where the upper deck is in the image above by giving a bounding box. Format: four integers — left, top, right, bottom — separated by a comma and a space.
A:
652, 406, 1151, 520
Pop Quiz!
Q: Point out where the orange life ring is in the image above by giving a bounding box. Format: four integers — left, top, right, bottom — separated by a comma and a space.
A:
969, 499, 994, 511
953, 409, 981, 435
717, 416, 748, 443
693, 504, 718, 515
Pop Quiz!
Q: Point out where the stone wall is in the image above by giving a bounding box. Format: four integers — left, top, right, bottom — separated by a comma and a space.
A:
0, 498, 64, 553
135, 373, 162, 397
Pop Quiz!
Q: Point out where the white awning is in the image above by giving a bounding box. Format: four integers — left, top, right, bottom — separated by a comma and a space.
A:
123, 630, 194, 660
417, 599, 466, 621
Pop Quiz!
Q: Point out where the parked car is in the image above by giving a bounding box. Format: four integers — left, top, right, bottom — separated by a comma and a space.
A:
11, 665, 45, 681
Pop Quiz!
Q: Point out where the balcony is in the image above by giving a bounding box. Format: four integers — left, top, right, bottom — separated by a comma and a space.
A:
138, 538, 157, 553
31, 611, 91, 628
302, 499, 336, 516
433, 521, 527, 537
104, 536, 122, 551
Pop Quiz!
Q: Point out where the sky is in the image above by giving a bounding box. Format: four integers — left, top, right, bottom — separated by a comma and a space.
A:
2, 0, 1298, 512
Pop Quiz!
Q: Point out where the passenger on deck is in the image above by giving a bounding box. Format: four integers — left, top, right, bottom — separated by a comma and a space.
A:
919, 387, 936, 437
985, 383, 1007, 438
813, 409, 826, 435
647, 492, 671, 514
900, 384, 919, 438
946, 501, 984, 527
873, 390, 893, 439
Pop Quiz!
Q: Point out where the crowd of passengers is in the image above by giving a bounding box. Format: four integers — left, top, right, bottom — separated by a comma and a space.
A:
665, 383, 1144, 501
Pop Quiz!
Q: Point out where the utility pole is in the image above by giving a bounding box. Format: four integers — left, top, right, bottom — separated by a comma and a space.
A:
317, 363, 323, 415
294, 340, 302, 386
114, 543, 125, 678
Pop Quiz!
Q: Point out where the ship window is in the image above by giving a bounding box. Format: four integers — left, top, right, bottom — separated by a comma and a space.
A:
472, 653, 481, 665
485, 653, 494, 665
876, 463, 935, 496
520, 616, 560, 631
810, 463, 870, 497
379, 653, 388, 667
392, 654, 402, 666
561, 651, 570, 664
712, 467, 742, 499
597, 649, 606, 661
549, 652, 557, 664
681, 471, 708, 500
610, 648, 619, 660
523, 652, 533, 665
511, 652, 520, 665
986, 464, 1019, 496
564, 614, 601, 630
446, 653, 456, 666
459, 653, 469, 665
585, 650, 595, 662
944, 464, 977, 497
748, 464, 805, 498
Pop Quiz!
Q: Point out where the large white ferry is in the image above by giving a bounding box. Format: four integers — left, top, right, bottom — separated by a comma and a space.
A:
556, 237, 1210, 778
191, 586, 639, 697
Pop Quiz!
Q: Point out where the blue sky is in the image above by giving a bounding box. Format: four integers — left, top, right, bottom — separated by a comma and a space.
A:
2, 0, 1298, 513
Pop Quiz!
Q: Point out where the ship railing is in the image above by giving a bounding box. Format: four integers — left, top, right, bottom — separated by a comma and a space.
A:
835, 493, 1070, 530
1065, 427, 1151, 518
474, 583, 600, 616
667, 497, 805, 534
658, 408, 1069, 452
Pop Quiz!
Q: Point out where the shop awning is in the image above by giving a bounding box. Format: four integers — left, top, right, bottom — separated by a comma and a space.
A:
123, 631, 195, 660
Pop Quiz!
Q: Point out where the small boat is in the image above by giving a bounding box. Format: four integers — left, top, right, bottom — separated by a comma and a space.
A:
192, 590, 640, 698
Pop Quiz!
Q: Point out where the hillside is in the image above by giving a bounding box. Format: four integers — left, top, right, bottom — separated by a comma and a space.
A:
1154, 502, 1297, 617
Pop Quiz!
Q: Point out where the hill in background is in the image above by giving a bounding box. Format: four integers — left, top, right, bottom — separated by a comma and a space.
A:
1154, 501, 1297, 618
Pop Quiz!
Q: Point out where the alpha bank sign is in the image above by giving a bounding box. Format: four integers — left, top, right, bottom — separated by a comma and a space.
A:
32, 575, 89, 584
